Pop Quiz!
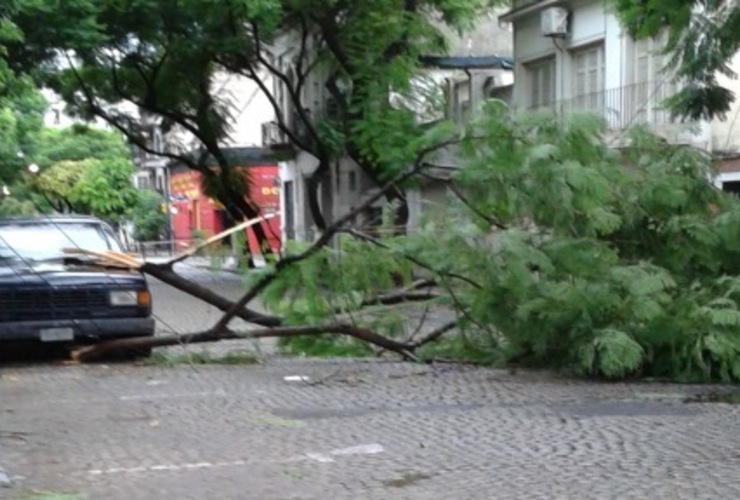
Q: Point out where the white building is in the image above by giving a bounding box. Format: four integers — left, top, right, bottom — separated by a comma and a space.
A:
499, 0, 740, 189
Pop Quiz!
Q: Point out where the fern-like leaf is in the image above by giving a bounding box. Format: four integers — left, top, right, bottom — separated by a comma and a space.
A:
593, 329, 644, 378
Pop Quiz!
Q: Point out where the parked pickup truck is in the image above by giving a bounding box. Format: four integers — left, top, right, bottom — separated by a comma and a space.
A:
0, 215, 155, 352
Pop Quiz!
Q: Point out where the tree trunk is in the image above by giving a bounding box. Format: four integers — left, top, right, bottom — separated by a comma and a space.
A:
307, 170, 327, 231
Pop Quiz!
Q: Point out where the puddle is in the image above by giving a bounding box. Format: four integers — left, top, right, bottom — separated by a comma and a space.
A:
684, 391, 740, 404
382, 472, 432, 488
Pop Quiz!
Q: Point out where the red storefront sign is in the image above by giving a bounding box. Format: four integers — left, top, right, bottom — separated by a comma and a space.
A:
169, 165, 281, 254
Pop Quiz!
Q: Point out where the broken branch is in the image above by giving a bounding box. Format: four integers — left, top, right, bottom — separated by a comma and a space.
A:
140, 263, 282, 327
209, 146, 441, 333
71, 322, 414, 362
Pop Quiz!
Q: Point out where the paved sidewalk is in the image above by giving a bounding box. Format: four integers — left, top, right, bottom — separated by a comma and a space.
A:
2, 359, 740, 499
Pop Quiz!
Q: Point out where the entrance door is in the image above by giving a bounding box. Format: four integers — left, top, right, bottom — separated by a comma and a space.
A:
218, 209, 236, 249
283, 181, 295, 240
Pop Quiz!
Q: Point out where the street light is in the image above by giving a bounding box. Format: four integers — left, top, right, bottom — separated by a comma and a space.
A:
28, 163, 39, 174
1, 185, 10, 196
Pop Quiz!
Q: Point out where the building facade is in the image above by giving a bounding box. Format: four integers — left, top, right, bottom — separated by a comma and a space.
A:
266, 13, 515, 243
500, 0, 740, 188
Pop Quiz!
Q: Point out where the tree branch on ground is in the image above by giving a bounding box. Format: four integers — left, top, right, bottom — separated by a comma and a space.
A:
71, 322, 415, 362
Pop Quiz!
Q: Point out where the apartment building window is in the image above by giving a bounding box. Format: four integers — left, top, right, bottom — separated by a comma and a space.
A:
135, 175, 151, 190
452, 81, 471, 123
633, 33, 675, 124
527, 57, 555, 109
572, 44, 605, 110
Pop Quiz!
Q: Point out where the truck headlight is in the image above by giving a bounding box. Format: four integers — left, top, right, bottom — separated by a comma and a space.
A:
110, 290, 151, 307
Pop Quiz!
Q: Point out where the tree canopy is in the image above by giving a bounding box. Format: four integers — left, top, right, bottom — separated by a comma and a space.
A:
27, 126, 139, 223
32, 125, 130, 168
4, 0, 491, 233
0, 81, 46, 185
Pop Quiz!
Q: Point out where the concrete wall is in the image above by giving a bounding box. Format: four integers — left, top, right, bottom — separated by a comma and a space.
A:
711, 53, 740, 155
435, 12, 513, 58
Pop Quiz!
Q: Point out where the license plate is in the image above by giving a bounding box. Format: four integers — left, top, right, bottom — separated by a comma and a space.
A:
39, 327, 75, 342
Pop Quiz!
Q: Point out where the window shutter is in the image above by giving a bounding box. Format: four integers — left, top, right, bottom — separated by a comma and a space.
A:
531, 66, 541, 106
528, 58, 555, 108
572, 45, 604, 108
542, 63, 553, 105
635, 40, 649, 84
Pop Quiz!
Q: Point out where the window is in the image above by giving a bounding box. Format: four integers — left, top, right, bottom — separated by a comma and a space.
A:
632, 33, 675, 124
348, 171, 357, 191
0, 222, 120, 265
135, 175, 151, 190
527, 57, 555, 109
572, 44, 604, 110
452, 80, 470, 123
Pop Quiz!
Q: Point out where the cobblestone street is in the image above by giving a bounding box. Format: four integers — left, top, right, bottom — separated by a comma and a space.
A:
2, 267, 740, 499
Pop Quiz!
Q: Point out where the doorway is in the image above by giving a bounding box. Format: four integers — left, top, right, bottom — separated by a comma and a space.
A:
284, 181, 295, 240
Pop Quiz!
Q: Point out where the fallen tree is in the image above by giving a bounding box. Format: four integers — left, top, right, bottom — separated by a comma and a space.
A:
69, 140, 460, 362
71, 320, 458, 363
64, 104, 740, 383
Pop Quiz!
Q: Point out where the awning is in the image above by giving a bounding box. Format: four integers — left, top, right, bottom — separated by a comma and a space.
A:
419, 55, 514, 71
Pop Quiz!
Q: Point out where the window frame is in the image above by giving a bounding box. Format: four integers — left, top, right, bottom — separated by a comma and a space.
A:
526, 56, 556, 109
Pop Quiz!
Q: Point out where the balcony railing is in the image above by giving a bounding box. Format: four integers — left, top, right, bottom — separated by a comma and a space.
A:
261, 112, 314, 149
532, 81, 682, 130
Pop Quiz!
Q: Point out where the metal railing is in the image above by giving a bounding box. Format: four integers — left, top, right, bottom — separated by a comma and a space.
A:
127, 239, 197, 259
532, 81, 683, 130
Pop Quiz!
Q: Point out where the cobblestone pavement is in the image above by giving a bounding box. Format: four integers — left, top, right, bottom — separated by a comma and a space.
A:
2, 268, 740, 499
149, 262, 279, 357
2, 360, 740, 500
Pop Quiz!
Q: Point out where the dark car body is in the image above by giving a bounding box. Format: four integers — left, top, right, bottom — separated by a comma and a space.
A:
0, 215, 155, 344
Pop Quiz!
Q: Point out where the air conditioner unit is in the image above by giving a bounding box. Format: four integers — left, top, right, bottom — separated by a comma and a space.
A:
540, 7, 569, 37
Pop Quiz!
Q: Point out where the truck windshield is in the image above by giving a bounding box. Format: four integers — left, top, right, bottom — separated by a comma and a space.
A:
0, 221, 121, 265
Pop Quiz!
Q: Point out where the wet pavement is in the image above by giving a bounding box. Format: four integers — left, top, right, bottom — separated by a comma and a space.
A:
2, 266, 740, 499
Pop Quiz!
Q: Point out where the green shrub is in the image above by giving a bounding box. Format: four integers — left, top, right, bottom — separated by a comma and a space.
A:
131, 190, 167, 241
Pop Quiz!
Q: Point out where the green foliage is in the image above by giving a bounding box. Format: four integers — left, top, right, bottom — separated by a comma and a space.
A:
27, 126, 139, 222
417, 329, 502, 365
32, 125, 130, 168
410, 103, 740, 381
256, 233, 424, 356
71, 157, 138, 223
0, 194, 35, 216
244, 103, 740, 381
33, 159, 87, 201
0, 80, 46, 184
277, 334, 374, 358
130, 190, 167, 241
